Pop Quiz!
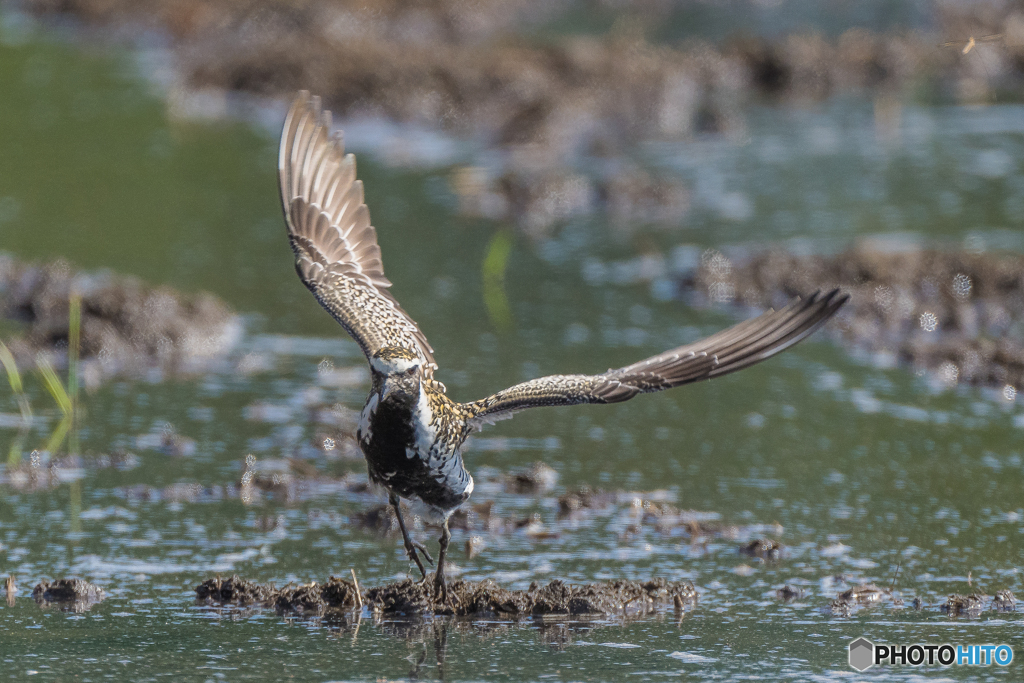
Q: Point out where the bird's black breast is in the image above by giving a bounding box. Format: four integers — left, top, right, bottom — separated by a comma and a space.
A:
360, 393, 469, 512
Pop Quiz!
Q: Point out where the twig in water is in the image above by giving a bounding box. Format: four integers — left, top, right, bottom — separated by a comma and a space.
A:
68, 293, 80, 455
350, 568, 363, 610
889, 560, 902, 592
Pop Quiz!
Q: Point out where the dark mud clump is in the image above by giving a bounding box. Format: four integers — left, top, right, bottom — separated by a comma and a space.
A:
942, 593, 985, 616
740, 538, 782, 560
196, 575, 365, 615
196, 575, 279, 607
0, 255, 241, 383
503, 462, 559, 495
682, 246, 1024, 390
993, 589, 1017, 612
198, 575, 697, 619
26, 1, 1024, 233
558, 486, 619, 518
276, 577, 362, 615
32, 578, 105, 610
828, 584, 897, 615
776, 585, 803, 602
365, 577, 698, 618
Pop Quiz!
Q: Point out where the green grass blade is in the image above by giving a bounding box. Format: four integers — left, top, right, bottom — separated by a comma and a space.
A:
0, 340, 31, 423
0, 340, 23, 394
44, 414, 72, 456
36, 354, 72, 416
7, 429, 27, 467
482, 230, 514, 331
68, 294, 80, 408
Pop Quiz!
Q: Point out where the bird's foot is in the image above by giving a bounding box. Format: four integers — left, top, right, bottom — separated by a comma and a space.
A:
433, 570, 451, 607
405, 540, 435, 579
412, 541, 435, 566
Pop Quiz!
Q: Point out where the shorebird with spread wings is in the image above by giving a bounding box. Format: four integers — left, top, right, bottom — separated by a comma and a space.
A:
279, 91, 848, 601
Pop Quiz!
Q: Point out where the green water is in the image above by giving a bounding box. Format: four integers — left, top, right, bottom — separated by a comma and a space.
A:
2, 19, 1024, 683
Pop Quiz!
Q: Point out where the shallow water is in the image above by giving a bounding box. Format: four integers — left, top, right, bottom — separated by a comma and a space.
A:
2, 18, 1024, 682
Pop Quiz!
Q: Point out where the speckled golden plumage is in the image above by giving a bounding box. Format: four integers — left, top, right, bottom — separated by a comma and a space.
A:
279, 92, 848, 600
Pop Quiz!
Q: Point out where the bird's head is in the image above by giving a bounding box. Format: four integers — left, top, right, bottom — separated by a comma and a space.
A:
370, 346, 424, 402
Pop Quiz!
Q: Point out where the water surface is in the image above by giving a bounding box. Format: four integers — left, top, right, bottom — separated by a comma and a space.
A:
1, 20, 1024, 682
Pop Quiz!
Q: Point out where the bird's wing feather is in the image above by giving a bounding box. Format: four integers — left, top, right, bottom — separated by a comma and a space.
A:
280, 91, 437, 376
463, 289, 847, 428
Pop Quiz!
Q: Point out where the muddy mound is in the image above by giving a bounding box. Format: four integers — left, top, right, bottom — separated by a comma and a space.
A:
367, 577, 698, 617
195, 575, 279, 606
197, 575, 698, 618
32, 578, 105, 611
682, 246, 1024, 390
26, 1, 1024, 233
827, 583, 897, 616
0, 255, 241, 381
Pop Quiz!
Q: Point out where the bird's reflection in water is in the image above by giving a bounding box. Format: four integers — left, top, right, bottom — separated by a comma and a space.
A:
300, 607, 631, 680
378, 616, 597, 678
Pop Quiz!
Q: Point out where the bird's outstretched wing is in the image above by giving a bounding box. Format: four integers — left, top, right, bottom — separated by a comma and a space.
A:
464, 289, 847, 427
279, 91, 437, 375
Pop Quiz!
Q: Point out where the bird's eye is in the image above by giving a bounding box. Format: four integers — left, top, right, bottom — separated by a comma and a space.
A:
405, 366, 417, 376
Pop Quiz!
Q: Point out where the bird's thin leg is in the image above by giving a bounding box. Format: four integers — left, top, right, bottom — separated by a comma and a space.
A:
390, 493, 433, 579
434, 519, 451, 602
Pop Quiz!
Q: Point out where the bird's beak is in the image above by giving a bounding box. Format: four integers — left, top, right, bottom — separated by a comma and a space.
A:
380, 381, 395, 403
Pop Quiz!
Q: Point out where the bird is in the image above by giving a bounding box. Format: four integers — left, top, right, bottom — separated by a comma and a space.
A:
278, 91, 849, 602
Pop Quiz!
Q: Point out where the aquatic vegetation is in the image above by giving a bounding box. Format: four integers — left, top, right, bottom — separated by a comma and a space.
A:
482, 230, 514, 331
0, 340, 31, 424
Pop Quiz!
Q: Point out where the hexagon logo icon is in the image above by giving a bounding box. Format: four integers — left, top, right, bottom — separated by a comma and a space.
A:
849, 637, 875, 671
